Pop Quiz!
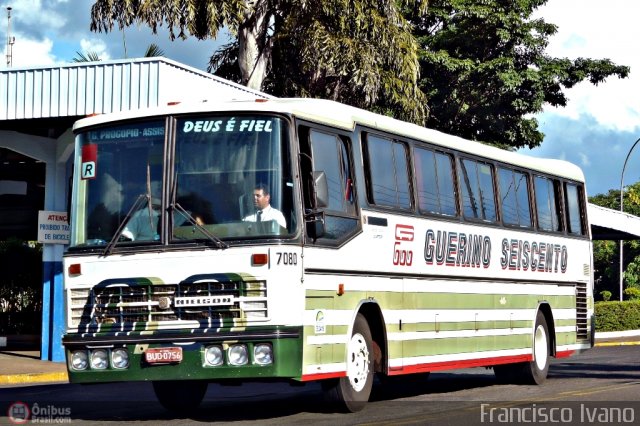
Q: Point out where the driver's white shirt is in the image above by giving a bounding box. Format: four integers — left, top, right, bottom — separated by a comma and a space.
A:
243, 205, 286, 228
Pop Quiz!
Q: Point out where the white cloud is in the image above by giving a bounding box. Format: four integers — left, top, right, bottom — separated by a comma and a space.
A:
79, 38, 111, 61
578, 152, 591, 168
537, 0, 640, 132
8, 36, 58, 67
7, 0, 68, 32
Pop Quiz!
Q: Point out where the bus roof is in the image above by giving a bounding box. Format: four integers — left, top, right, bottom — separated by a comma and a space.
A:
73, 97, 585, 183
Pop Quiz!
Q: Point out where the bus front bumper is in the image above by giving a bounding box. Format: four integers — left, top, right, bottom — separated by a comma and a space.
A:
62, 326, 303, 383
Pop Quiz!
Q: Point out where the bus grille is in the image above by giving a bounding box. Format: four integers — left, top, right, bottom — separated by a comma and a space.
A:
69, 278, 267, 330
576, 282, 588, 339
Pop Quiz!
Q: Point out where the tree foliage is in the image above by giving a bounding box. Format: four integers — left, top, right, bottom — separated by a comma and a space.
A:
590, 182, 640, 300
410, 0, 630, 149
89, 0, 630, 147
90, 0, 429, 123
72, 43, 165, 62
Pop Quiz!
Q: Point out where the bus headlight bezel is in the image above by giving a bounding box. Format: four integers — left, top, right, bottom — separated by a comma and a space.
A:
253, 344, 273, 365
111, 348, 129, 369
90, 349, 109, 370
71, 350, 89, 371
228, 344, 248, 366
204, 345, 224, 366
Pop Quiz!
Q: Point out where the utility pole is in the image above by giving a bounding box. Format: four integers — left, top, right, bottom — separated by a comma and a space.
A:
6, 6, 15, 67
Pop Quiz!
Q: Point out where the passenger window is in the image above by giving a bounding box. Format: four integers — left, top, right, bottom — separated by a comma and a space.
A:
565, 183, 585, 235
414, 147, 457, 216
364, 134, 411, 209
458, 158, 497, 222
301, 128, 358, 245
498, 167, 532, 227
309, 130, 355, 216
534, 176, 563, 232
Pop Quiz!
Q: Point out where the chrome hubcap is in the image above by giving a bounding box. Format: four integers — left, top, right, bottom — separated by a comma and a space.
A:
347, 332, 370, 392
534, 324, 548, 371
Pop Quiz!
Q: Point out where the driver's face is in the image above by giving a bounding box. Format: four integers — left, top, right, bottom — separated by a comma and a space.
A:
253, 189, 270, 210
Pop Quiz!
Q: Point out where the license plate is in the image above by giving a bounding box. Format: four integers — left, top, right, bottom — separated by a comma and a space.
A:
145, 347, 183, 364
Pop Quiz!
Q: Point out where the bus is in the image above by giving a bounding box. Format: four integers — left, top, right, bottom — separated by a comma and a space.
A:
63, 98, 593, 412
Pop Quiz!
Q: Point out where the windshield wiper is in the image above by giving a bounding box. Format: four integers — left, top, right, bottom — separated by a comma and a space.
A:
171, 202, 228, 249
102, 193, 149, 257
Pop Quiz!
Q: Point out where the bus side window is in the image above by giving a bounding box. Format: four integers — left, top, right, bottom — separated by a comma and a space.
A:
308, 129, 355, 215
565, 182, 585, 235
414, 146, 457, 216
458, 158, 497, 222
303, 128, 358, 244
534, 176, 563, 232
364, 134, 411, 209
498, 167, 532, 228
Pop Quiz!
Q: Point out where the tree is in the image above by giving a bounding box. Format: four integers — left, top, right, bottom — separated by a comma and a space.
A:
410, 0, 630, 149
590, 182, 640, 300
72, 51, 102, 63
72, 43, 165, 62
89, 0, 428, 123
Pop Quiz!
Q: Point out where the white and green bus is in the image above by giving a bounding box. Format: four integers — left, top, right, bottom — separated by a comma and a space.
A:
63, 98, 593, 412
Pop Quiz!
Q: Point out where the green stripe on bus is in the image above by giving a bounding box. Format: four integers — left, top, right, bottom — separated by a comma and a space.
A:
306, 290, 576, 311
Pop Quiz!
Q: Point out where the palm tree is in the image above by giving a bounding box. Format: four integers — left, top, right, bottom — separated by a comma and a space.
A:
72, 43, 165, 62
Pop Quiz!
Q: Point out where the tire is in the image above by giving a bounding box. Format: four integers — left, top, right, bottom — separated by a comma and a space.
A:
322, 313, 374, 412
493, 310, 550, 385
522, 310, 551, 385
152, 380, 208, 412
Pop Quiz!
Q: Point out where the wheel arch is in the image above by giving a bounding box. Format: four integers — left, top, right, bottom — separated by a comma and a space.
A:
536, 302, 556, 357
354, 300, 387, 374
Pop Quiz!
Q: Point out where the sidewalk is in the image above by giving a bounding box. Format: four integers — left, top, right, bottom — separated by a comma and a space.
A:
1, 331, 639, 386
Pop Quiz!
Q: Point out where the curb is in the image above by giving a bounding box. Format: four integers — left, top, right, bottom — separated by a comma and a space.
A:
595, 330, 640, 339
0, 372, 68, 386
594, 340, 640, 347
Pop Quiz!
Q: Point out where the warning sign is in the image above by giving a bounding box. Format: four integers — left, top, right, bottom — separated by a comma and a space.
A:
37, 211, 70, 244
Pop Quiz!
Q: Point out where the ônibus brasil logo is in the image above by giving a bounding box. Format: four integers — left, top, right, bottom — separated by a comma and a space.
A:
7, 401, 30, 424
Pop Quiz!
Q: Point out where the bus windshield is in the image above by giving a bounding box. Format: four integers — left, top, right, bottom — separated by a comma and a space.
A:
70, 115, 295, 248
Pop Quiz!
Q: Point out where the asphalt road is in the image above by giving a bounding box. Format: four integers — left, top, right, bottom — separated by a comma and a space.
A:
1, 345, 639, 425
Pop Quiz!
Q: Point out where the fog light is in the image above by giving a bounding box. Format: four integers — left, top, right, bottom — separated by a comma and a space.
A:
111, 348, 129, 369
71, 350, 88, 370
254, 344, 273, 365
90, 349, 109, 370
228, 344, 248, 366
204, 346, 223, 366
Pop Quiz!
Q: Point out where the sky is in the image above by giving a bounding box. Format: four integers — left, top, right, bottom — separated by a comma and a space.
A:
1, 0, 639, 197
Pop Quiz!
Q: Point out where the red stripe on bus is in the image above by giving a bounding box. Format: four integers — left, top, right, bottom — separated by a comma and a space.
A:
554, 350, 575, 359
301, 351, 573, 381
387, 354, 533, 375
300, 371, 347, 381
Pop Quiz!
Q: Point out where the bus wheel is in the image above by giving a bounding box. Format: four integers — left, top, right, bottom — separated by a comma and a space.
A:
522, 310, 551, 385
322, 313, 373, 412
152, 380, 208, 412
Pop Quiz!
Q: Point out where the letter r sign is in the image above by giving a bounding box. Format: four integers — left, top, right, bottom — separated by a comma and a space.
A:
82, 161, 96, 179
81, 144, 97, 180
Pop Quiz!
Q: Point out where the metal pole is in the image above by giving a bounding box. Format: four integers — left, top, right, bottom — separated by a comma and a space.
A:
619, 137, 640, 301
6, 7, 11, 67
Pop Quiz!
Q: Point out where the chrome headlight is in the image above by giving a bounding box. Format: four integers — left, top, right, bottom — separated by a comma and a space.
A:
111, 348, 129, 369
254, 344, 273, 365
90, 349, 109, 370
70, 350, 88, 370
228, 344, 248, 366
204, 346, 224, 366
